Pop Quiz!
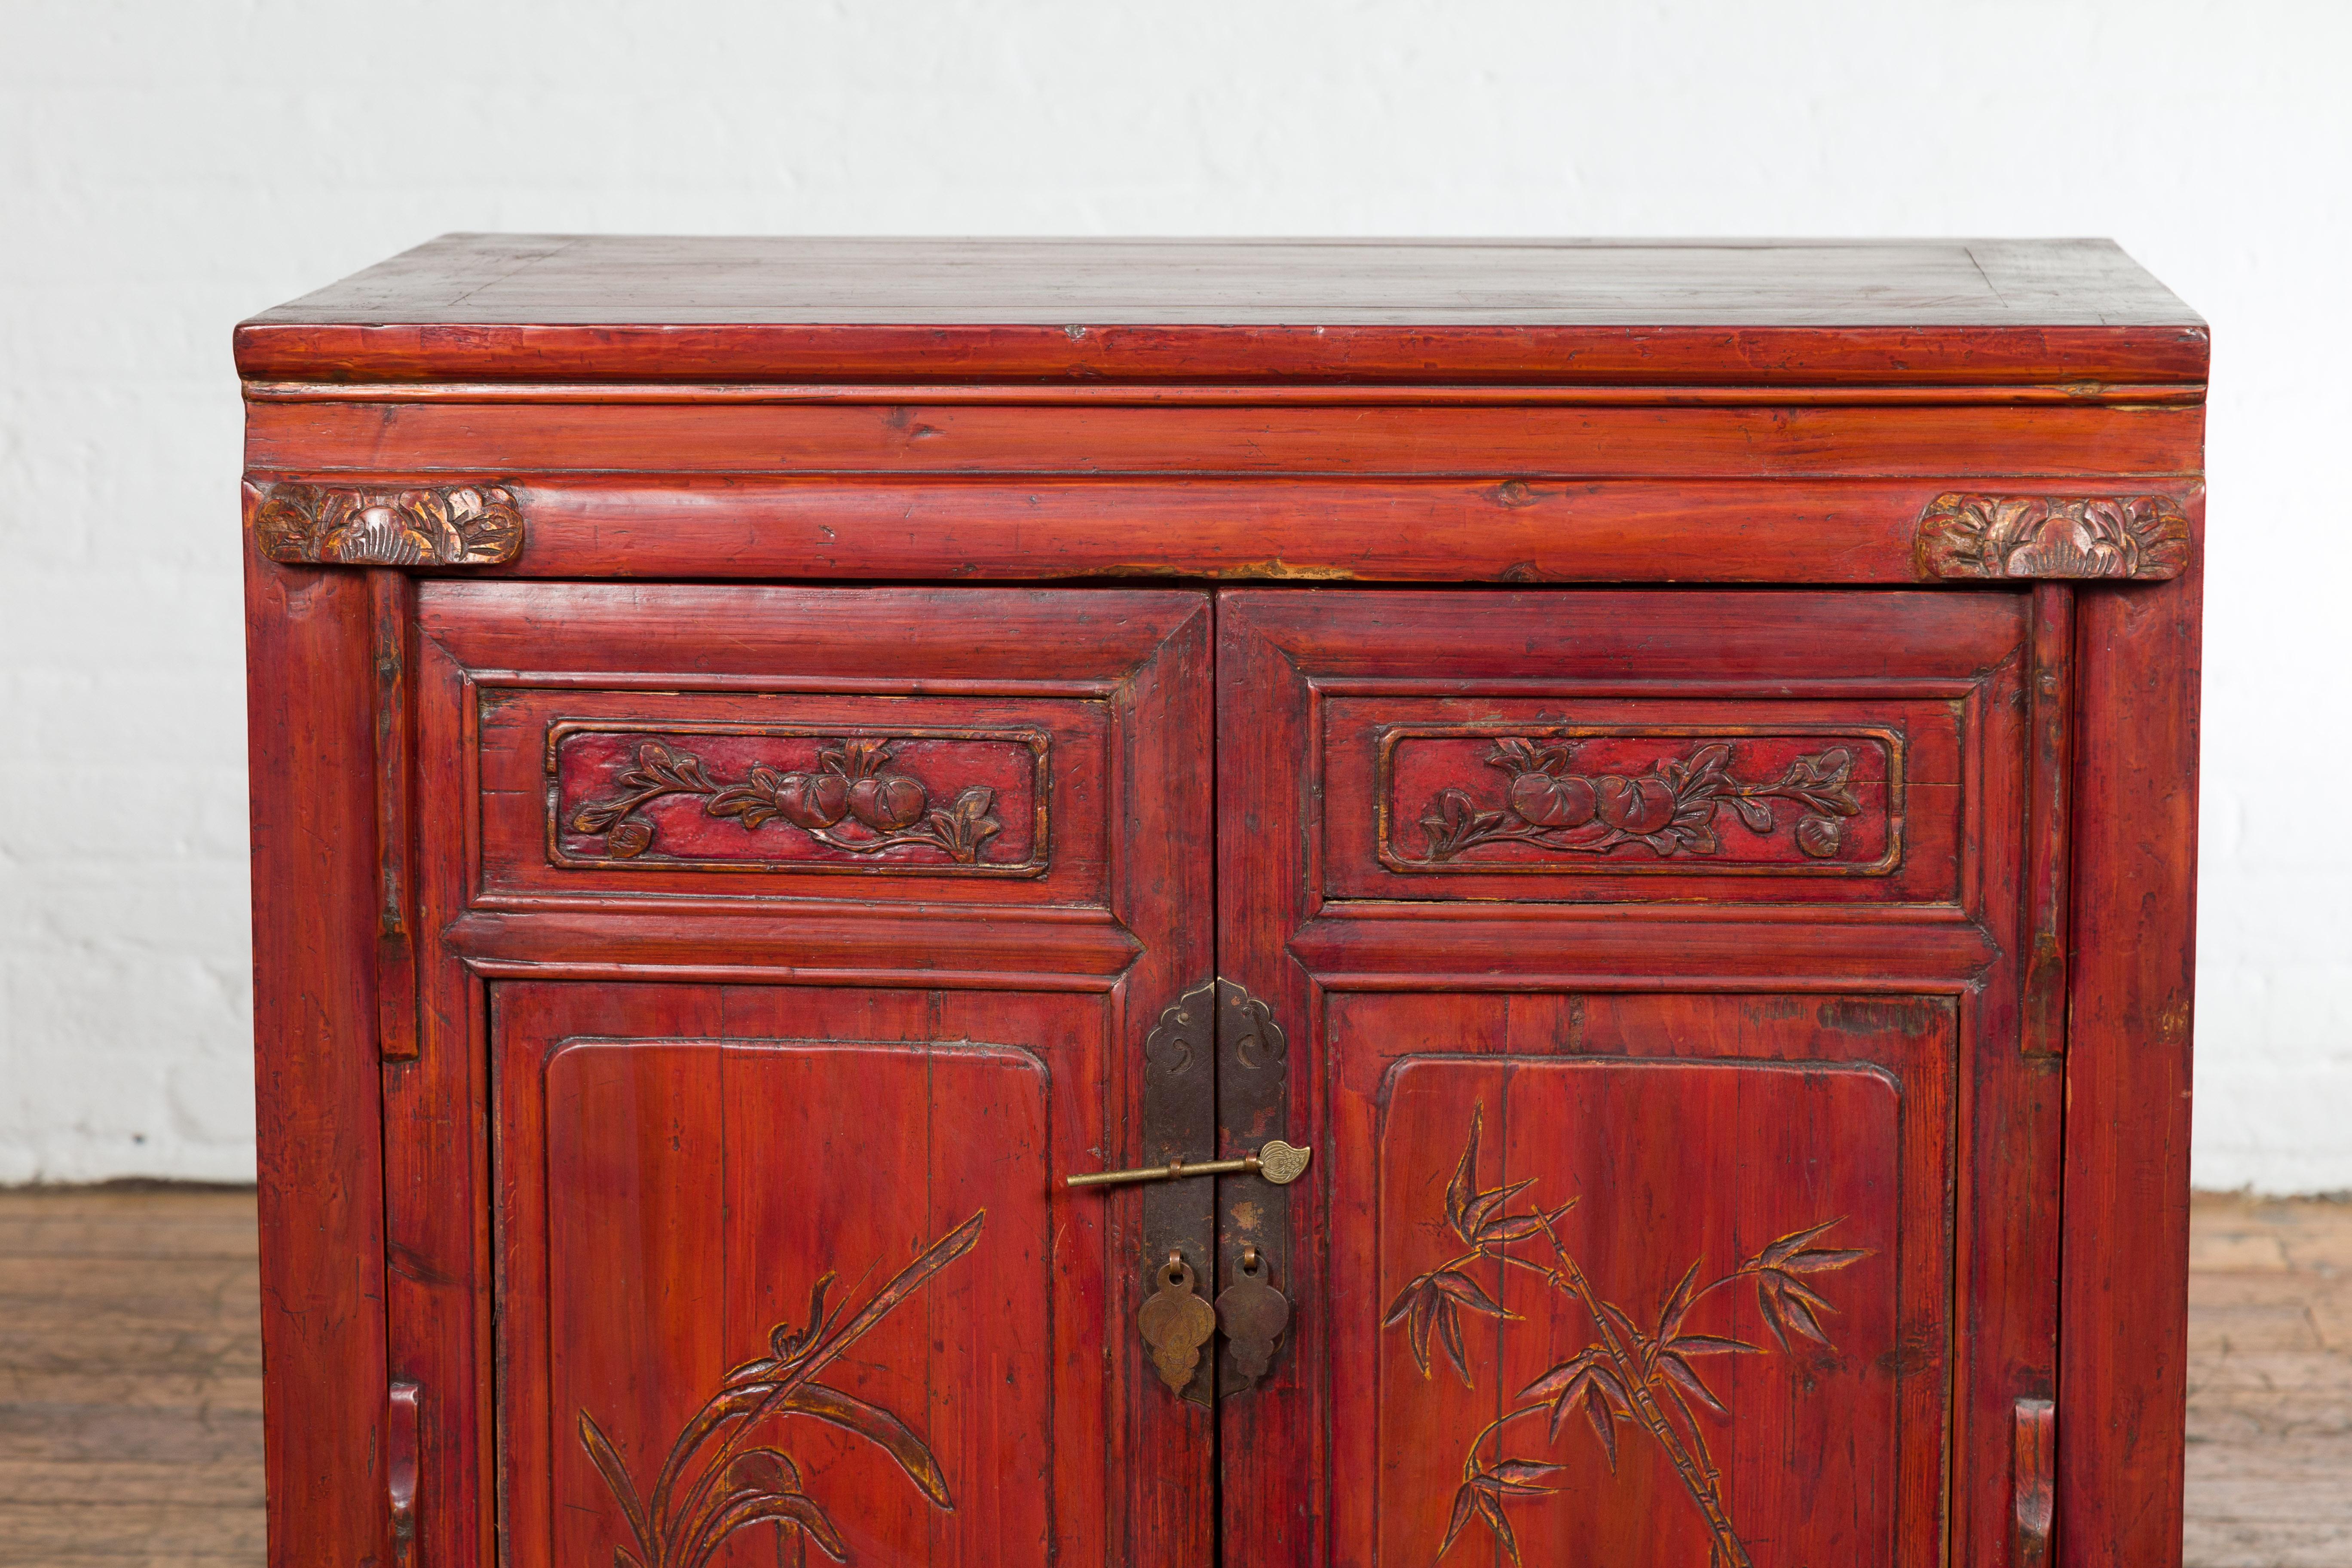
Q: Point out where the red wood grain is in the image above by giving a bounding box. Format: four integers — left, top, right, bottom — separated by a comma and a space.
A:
506, 1018, 1064, 1568
233, 236, 2206, 387
240, 397, 2203, 484
368, 570, 420, 1062
245, 556, 392, 1568
242, 474, 2213, 588
2023, 585, 2076, 1056
2060, 550, 2202, 1568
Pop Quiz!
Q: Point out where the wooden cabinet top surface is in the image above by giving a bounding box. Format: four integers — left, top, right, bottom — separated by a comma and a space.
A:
236, 234, 2207, 386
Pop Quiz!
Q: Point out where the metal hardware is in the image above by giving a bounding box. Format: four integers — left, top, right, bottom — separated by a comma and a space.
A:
1215, 1246, 1292, 1390
1119, 977, 1302, 1403
1138, 980, 1218, 1405
1064, 1138, 1311, 1190
389, 1379, 421, 1568
1214, 976, 1296, 1396
1136, 1253, 1219, 1395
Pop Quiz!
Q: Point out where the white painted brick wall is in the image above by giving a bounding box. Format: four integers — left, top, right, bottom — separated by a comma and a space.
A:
3, 0, 2345, 1188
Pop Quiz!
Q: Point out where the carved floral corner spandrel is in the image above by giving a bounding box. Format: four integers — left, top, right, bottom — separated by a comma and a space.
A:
247, 480, 524, 567
1915, 492, 2190, 580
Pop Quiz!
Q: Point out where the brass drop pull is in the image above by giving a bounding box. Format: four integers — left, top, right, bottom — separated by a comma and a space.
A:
1136, 1253, 1218, 1394
1216, 1246, 1292, 1390
1063, 1139, 1312, 1190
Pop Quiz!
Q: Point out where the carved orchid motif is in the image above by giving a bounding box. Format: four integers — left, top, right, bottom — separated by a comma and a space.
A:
570, 738, 1005, 865
1414, 738, 1861, 864
1384, 1109, 1868, 1568
1915, 492, 2190, 580
580, 1212, 984, 1568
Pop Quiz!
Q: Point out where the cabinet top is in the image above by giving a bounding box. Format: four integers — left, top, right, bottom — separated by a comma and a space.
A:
236, 235, 2205, 387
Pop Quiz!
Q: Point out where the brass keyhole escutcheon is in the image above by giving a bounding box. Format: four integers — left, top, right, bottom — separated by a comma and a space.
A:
1137, 1253, 1218, 1396
1216, 1246, 1292, 1390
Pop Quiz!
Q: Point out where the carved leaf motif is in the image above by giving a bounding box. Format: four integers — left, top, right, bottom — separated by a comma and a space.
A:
925, 786, 1004, 864
1386, 1106, 1871, 1568
578, 1214, 983, 1568
248, 480, 525, 567
1431, 1268, 1511, 1319
778, 1383, 953, 1507
578, 1413, 655, 1564
1916, 491, 2191, 580
1444, 1107, 1483, 1242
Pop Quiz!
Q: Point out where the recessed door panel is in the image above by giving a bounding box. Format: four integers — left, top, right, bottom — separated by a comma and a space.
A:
546, 1040, 1047, 1568
1369, 1049, 1910, 1567
495, 985, 1111, 1568
1219, 588, 2048, 1568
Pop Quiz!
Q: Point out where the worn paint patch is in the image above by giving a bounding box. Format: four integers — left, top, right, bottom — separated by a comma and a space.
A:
1817, 997, 1943, 1038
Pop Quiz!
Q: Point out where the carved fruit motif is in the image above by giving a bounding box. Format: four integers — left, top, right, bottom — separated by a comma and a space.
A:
771, 769, 849, 830
1414, 736, 1865, 864
851, 773, 929, 830
1595, 775, 1679, 836
1498, 741, 1601, 827
568, 735, 1007, 865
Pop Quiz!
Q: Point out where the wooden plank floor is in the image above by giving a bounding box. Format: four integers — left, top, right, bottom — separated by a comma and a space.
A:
0, 1187, 2345, 1565
2186, 1192, 2352, 1568
0, 1188, 263, 1567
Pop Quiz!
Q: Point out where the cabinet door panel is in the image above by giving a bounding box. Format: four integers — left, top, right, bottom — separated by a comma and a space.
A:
1339, 997, 1945, 1568
1219, 588, 2046, 1568
395, 586, 1213, 1568
496, 984, 1101, 1568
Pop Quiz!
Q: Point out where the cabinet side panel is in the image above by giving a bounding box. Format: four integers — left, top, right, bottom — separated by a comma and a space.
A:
245, 555, 391, 1568
2059, 550, 2202, 1568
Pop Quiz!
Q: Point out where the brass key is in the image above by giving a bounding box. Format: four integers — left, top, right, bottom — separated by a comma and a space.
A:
1064, 1139, 1311, 1189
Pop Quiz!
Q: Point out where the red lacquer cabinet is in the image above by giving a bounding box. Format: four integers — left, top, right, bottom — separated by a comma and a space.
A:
238, 239, 2204, 1568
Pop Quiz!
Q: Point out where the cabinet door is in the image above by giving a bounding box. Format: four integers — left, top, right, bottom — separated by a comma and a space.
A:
496, 985, 1096, 1568
1218, 589, 2057, 1568
392, 586, 1214, 1568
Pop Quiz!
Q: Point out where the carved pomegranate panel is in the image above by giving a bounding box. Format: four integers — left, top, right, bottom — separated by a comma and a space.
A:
550, 723, 1048, 876
1379, 726, 1902, 875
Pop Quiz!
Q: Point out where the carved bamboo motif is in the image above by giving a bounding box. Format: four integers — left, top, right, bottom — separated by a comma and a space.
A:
1383, 1109, 1867, 1565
